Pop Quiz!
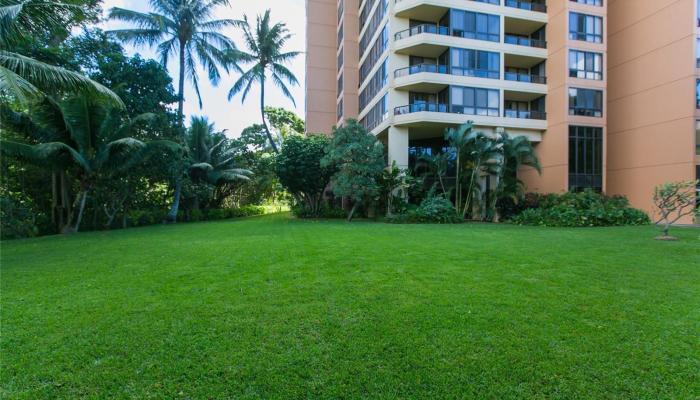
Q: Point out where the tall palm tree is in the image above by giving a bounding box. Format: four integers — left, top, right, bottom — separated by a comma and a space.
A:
108, 0, 238, 221
0, 0, 121, 104
444, 122, 473, 215
228, 9, 300, 153
108, 0, 237, 123
1, 96, 179, 232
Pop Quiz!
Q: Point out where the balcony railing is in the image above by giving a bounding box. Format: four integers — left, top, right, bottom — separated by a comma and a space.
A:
569, 107, 603, 117
394, 63, 448, 78
504, 34, 547, 49
504, 110, 547, 120
395, 64, 500, 79
394, 103, 448, 115
394, 24, 449, 40
504, 71, 547, 84
505, 0, 547, 12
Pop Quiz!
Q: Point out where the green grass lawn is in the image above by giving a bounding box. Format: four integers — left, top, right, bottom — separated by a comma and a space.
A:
2, 214, 699, 399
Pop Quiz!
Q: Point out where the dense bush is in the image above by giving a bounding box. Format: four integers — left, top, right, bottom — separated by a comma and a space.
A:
0, 190, 48, 240
225, 205, 266, 218
386, 195, 462, 224
509, 190, 650, 227
291, 204, 346, 219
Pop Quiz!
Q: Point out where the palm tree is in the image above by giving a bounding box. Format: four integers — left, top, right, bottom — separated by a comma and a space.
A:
0, 0, 121, 104
187, 116, 251, 198
461, 131, 503, 219
228, 9, 300, 153
444, 122, 473, 215
108, 0, 238, 221
108, 0, 237, 123
1, 96, 179, 232
485, 133, 540, 221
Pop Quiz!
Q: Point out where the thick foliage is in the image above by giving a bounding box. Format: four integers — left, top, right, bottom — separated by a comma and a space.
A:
321, 120, 385, 221
509, 190, 650, 227
276, 134, 335, 216
0, 187, 48, 239
291, 203, 346, 219
386, 194, 461, 224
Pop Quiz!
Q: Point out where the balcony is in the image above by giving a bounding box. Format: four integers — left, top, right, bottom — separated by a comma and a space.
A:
504, 34, 546, 49
504, 71, 546, 84
394, 63, 448, 78
504, 109, 546, 120
394, 64, 499, 80
394, 102, 448, 115
504, 0, 546, 13
394, 23, 448, 41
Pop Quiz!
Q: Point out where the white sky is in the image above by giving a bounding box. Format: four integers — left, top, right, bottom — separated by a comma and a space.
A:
99, 0, 306, 137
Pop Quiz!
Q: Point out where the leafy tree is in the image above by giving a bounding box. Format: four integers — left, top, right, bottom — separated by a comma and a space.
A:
444, 123, 471, 216
461, 130, 502, 219
276, 134, 335, 216
228, 9, 300, 153
0, 96, 179, 232
653, 180, 699, 239
321, 120, 385, 222
0, 0, 120, 104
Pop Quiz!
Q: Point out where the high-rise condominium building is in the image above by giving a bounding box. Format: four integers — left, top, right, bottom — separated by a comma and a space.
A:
305, 0, 700, 222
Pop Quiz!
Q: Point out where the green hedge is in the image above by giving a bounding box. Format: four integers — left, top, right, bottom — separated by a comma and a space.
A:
291, 204, 347, 219
386, 196, 462, 224
509, 190, 650, 227
127, 206, 266, 227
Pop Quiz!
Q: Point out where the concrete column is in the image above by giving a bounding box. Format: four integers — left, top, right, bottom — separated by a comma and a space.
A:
388, 126, 409, 169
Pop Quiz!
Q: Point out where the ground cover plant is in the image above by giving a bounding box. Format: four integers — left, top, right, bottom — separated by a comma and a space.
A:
2, 215, 698, 399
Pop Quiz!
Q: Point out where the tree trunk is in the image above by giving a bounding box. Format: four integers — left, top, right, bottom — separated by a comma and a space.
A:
51, 171, 57, 227
260, 77, 279, 153
166, 181, 182, 222
73, 189, 89, 232
347, 202, 359, 222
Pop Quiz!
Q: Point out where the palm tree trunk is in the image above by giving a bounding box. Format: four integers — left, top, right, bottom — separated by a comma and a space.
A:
177, 42, 186, 126
166, 181, 182, 222
168, 41, 187, 223
260, 77, 279, 153
347, 201, 360, 222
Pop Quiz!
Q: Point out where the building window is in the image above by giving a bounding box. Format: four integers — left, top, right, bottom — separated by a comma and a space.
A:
337, 99, 343, 121
696, 39, 700, 68
696, 121, 700, 156
360, 94, 389, 131
359, 0, 388, 52
569, 12, 603, 43
359, 25, 389, 84
449, 48, 500, 79
697, 79, 700, 109
337, 73, 343, 97
449, 9, 500, 43
337, 22, 343, 48
337, 0, 344, 23
359, 0, 377, 31
570, 0, 602, 5
450, 86, 500, 117
569, 88, 603, 117
569, 50, 603, 80
569, 126, 603, 192
359, 59, 388, 111
337, 47, 343, 71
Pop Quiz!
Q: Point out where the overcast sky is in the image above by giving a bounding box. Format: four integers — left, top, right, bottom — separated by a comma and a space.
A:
100, 0, 306, 137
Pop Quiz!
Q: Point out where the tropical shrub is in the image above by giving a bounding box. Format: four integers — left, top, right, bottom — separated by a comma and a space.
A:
276, 135, 335, 216
321, 120, 385, 221
226, 205, 266, 218
652, 180, 699, 238
0, 189, 47, 240
291, 204, 346, 219
386, 194, 462, 224
509, 190, 650, 227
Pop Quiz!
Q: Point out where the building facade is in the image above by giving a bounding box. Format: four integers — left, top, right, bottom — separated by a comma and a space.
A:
305, 0, 700, 221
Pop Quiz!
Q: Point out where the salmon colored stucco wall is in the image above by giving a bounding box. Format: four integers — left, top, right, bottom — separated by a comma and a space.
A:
607, 0, 698, 223
305, 0, 337, 134
522, 0, 609, 194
